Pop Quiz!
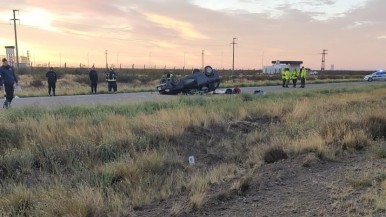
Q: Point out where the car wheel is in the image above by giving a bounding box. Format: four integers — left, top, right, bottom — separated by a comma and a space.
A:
225, 88, 233, 94
204, 65, 214, 77
368, 78, 373, 82
192, 68, 201, 74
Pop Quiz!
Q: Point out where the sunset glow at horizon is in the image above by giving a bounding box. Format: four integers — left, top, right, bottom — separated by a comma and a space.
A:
0, 0, 385, 70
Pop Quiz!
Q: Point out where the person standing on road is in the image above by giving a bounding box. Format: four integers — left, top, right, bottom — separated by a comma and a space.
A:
89, 65, 98, 94
166, 71, 174, 79
106, 68, 117, 93
0, 73, 3, 91
284, 68, 291, 88
163, 70, 174, 80
0, 58, 18, 109
292, 69, 299, 88
300, 66, 307, 88
46, 67, 57, 96
281, 68, 286, 87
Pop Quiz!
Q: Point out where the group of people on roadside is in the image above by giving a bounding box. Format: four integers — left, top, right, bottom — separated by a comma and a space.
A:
0, 58, 119, 109
281, 66, 307, 88
43, 66, 118, 96
88, 66, 118, 94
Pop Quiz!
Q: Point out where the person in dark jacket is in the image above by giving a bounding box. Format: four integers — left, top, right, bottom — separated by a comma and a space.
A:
0, 75, 3, 91
0, 58, 18, 109
89, 66, 98, 94
105, 68, 117, 93
46, 67, 57, 96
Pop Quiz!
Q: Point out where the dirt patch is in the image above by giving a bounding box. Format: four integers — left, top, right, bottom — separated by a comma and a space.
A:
131, 148, 386, 217
129, 114, 386, 217
171, 123, 237, 166
170, 116, 280, 166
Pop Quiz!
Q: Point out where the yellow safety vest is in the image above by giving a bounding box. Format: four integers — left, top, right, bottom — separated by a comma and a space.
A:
291, 70, 298, 79
300, 68, 307, 78
285, 70, 290, 80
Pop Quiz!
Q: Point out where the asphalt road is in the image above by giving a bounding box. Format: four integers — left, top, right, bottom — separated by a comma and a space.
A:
9, 81, 377, 108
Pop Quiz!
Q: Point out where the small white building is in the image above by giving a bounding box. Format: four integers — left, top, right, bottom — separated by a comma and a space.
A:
3, 46, 29, 68
263, 60, 303, 74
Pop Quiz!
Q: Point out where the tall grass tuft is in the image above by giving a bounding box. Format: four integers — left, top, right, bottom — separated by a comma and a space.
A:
0, 185, 36, 216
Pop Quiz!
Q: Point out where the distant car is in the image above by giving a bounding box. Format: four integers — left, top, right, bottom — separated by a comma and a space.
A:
364, 70, 386, 82
156, 66, 221, 95
306, 68, 318, 75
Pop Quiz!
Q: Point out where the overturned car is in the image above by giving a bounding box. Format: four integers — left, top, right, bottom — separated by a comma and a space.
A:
156, 66, 221, 95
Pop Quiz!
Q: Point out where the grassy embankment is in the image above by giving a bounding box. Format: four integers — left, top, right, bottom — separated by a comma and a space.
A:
15, 67, 370, 97
0, 83, 385, 216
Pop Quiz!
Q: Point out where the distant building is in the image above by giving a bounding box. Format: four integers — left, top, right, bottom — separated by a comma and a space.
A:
263, 60, 303, 74
3, 46, 29, 68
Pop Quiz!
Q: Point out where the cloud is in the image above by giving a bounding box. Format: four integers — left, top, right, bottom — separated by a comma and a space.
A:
346, 21, 374, 29
188, 0, 369, 21
145, 13, 208, 40
1, 0, 386, 69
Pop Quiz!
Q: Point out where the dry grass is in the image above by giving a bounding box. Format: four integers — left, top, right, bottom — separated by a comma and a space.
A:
0, 185, 35, 216
190, 191, 206, 210
170, 202, 186, 216
16, 74, 156, 97
231, 171, 253, 194
0, 84, 385, 215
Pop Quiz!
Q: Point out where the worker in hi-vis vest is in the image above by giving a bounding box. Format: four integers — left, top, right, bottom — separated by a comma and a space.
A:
281, 68, 286, 87
106, 68, 118, 93
284, 68, 291, 88
291, 69, 299, 88
300, 66, 307, 88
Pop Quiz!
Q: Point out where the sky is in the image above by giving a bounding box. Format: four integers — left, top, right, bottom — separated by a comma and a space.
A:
0, 0, 385, 70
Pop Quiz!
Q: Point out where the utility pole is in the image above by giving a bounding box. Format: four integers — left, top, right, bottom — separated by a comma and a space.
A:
183, 52, 186, 73
261, 51, 264, 71
116, 52, 119, 68
10, 9, 20, 69
148, 52, 152, 69
201, 50, 205, 68
26, 50, 30, 67
321, 49, 328, 71
105, 50, 108, 69
231, 37, 238, 77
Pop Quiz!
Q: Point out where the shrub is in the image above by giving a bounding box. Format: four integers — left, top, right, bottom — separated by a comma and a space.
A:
263, 146, 288, 164
0, 125, 24, 152
366, 116, 386, 140
29, 80, 44, 87
0, 185, 36, 216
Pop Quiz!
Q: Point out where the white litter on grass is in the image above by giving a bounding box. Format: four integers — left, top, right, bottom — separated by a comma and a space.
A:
188, 156, 195, 165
